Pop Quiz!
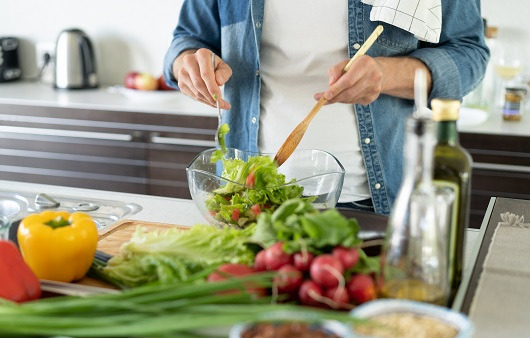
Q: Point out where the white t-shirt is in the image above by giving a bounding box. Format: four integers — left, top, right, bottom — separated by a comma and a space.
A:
258, 0, 371, 203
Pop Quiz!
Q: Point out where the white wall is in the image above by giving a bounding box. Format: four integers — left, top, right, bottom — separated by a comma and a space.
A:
0, 1, 528, 85
0, 0, 184, 85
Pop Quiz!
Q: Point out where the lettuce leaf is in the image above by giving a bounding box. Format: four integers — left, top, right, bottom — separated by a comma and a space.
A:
102, 224, 256, 287
250, 198, 362, 254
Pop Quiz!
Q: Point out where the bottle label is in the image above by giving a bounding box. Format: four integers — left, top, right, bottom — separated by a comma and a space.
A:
433, 180, 460, 286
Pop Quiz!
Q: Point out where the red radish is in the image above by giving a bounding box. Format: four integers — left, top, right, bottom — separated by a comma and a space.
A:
293, 251, 315, 272
310, 254, 344, 289
231, 209, 240, 221
264, 242, 293, 271
254, 250, 267, 272
245, 171, 255, 187
207, 263, 255, 282
347, 274, 377, 305
324, 286, 350, 307
298, 280, 324, 307
250, 204, 261, 216
273, 264, 303, 294
207, 263, 265, 297
332, 246, 360, 270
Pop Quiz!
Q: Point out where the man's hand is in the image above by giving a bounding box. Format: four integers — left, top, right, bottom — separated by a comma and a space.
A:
172, 48, 232, 109
314, 55, 431, 105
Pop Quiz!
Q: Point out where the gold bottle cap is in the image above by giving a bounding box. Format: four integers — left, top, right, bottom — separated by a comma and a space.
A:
431, 98, 460, 121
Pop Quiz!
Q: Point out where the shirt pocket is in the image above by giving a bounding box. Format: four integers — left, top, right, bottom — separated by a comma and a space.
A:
372, 22, 420, 56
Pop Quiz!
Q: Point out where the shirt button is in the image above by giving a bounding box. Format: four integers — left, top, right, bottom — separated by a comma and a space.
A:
353, 43, 361, 50
256, 22, 262, 29
252, 117, 257, 123
374, 183, 381, 190
256, 70, 260, 76
364, 138, 371, 144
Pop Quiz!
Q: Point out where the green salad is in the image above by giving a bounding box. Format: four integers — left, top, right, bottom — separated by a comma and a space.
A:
206, 124, 307, 228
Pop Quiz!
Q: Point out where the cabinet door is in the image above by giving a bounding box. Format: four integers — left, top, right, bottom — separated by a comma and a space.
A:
0, 104, 148, 193
460, 133, 530, 228
146, 115, 217, 199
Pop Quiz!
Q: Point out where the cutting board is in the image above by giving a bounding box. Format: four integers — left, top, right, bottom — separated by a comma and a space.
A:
77, 219, 190, 288
97, 219, 191, 256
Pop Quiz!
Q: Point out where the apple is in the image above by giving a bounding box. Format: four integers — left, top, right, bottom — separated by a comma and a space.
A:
124, 71, 139, 89
134, 73, 159, 91
158, 75, 176, 91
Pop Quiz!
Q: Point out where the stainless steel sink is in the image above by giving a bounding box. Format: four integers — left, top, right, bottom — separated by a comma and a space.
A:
0, 191, 142, 231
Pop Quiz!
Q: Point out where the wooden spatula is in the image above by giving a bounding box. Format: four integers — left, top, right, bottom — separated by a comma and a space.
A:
273, 25, 384, 166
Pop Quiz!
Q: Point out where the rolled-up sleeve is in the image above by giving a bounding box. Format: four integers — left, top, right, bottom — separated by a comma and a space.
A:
163, 0, 221, 89
410, 0, 490, 101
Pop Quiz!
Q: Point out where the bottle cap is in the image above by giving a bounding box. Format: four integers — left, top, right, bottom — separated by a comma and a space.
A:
431, 98, 460, 121
485, 26, 498, 39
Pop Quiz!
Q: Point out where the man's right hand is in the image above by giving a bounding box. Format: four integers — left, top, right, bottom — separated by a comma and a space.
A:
172, 48, 232, 109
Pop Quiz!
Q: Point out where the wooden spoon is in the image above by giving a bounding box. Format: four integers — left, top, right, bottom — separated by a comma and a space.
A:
273, 25, 384, 166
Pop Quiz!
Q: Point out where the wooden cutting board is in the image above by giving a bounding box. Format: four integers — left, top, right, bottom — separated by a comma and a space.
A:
77, 219, 190, 288
97, 219, 191, 256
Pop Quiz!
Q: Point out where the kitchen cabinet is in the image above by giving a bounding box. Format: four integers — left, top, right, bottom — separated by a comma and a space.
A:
460, 132, 530, 229
0, 103, 217, 199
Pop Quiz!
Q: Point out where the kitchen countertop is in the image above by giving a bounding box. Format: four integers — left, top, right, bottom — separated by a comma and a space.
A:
1, 178, 481, 274
0, 179, 204, 226
1, 81, 529, 136
0, 80, 216, 117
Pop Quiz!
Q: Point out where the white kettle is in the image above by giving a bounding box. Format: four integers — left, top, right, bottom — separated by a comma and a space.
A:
54, 28, 98, 89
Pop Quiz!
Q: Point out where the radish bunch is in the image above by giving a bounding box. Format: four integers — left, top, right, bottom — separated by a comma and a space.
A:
254, 242, 377, 310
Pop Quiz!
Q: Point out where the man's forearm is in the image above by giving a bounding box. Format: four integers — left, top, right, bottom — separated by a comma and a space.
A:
376, 56, 432, 100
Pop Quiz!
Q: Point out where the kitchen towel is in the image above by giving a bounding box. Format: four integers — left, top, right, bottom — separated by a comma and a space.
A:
361, 0, 442, 43
469, 199, 530, 337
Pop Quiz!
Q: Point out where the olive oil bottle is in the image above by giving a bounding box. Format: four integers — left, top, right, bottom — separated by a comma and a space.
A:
431, 99, 472, 306
380, 115, 449, 306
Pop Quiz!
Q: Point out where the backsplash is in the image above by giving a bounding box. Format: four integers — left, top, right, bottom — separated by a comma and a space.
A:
0, 0, 527, 85
0, 0, 184, 85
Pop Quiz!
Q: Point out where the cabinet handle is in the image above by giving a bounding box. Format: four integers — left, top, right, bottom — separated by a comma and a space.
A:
150, 135, 216, 148
0, 126, 134, 142
474, 162, 530, 174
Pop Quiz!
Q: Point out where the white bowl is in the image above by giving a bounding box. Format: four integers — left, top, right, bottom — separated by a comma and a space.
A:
350, 299, 473, 338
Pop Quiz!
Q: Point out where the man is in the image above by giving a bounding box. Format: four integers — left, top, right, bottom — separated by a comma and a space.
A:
163, 0, 489, 215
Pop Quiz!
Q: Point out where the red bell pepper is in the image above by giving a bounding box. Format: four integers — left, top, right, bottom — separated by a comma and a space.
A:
0, 240, 41, 302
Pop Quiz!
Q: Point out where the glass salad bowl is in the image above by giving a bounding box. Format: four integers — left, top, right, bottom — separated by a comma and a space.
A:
186, 148, 345, 229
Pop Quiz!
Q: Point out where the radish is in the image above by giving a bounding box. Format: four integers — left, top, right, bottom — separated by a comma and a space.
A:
207, 263, 265, 297
332, 246, 360, 270
273, 264, 303, 293
253, 250, 267, 272
347, 274, 377, 305
264, 242, 293, 271
207, 263, 255, 282
309, 254, 344, 288
298, 280, 324, 307
323, 286, 350, 309
293, 251, 315, 272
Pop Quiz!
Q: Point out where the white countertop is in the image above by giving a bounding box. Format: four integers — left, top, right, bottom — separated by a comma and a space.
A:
1, 81, 529, 136
0, 180, 204, 227
0, 81, 217, 117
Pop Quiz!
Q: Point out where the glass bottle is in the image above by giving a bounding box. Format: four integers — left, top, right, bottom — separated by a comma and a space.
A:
503, 87, 526, 121
431, 98, 472, 306
379, 115, 449, 306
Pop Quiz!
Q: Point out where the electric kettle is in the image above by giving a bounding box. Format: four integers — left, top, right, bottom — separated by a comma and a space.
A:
54, 28, 98, 89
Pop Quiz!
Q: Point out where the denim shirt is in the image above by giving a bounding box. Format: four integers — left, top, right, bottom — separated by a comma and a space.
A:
164, 0, 489, 215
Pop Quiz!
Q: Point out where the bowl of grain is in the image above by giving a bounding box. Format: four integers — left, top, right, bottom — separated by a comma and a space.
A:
349, 299, 473, 338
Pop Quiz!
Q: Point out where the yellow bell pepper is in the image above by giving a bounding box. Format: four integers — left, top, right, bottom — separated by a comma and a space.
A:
17, 210, 98, 283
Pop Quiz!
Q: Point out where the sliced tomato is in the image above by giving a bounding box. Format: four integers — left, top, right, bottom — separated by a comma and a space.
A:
250, 204, 261, 216
231, 208, 241, 221
245, 171, 256, 187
